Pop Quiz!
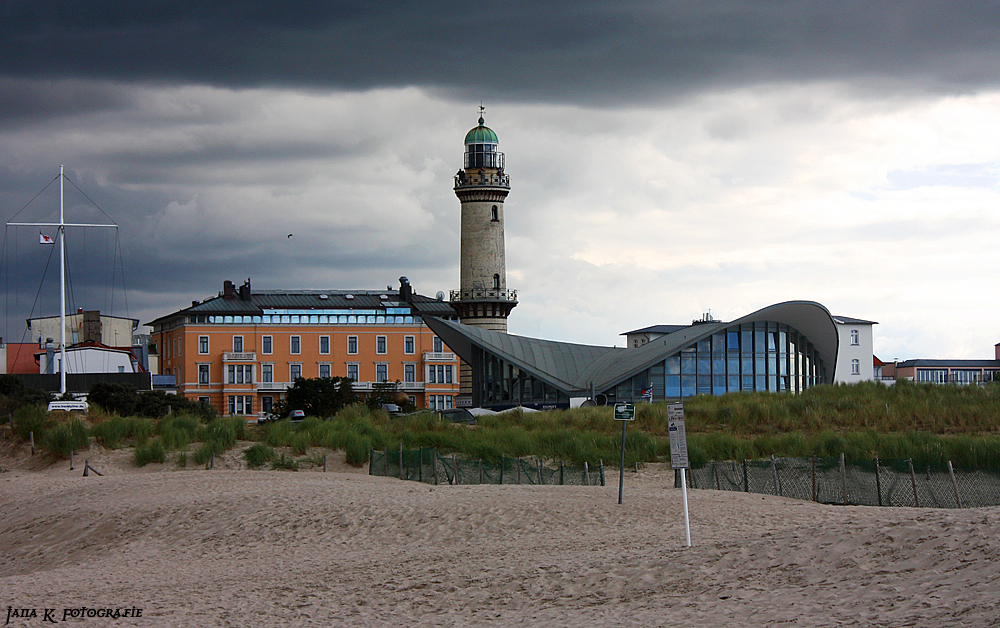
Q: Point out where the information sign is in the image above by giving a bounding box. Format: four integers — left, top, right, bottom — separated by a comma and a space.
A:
666, 402, 689, 470
614, 403, 635, 421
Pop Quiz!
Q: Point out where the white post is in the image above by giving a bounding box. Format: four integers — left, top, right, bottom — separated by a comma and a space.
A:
59, 165, 67, 395
680, 467, 691, 547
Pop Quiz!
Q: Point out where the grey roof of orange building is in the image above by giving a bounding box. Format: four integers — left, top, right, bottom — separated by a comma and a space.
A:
147, 289, 454, 325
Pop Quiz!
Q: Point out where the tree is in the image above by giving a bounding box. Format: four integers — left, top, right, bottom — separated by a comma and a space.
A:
87, 382, 138, 416
366, 380, 402, 411
283, 376, 358, 418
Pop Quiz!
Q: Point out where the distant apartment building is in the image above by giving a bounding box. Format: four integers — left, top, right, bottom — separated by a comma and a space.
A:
147, 278, 461, 418
880, 345, 1000, 385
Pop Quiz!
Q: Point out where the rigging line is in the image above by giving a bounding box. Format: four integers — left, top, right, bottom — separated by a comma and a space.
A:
2, 227, 8, 345
63, 174, 118, 225
11, 228, 60, 369
65, 235, 76, 316
4, 174, 59, 223
114, 228, 129, 319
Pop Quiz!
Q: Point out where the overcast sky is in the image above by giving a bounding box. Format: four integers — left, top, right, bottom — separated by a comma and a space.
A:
2, 1, 999, 360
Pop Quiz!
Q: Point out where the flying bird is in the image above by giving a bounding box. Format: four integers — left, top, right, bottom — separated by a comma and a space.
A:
287, 234, 293, 238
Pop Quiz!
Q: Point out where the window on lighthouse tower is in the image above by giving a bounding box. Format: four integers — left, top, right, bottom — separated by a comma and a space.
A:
493, 274, 500, 290
491, 205, 498, 221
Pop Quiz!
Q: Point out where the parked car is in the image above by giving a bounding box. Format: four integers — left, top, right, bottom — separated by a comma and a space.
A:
288, 409, 306, 422
438, 408, 476, 425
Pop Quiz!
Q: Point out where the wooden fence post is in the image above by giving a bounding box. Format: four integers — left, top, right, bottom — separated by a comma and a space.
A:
433, 449, 438, 485
948, 461, 963, 508
418, 447, 423, 483
840, 453, 848, 505
907, 459, 919, 507
811, 456, 816, 502
742, 459, 749, 493
70, 451, 74, 471
874, 457, 883, 507
770, 455, 780, 496
537, 458, 543, 485
713, 462, 720, 491
584, 461, 590, 486
500, 455, 505, 485
516, 457, 521, 485
398, 443, 404, 481
453, 455, 459, 485
479, 459, 484, 484
209, 452, 214, 470
323, 454, 328, 473
560, 460, 564, 485
30, 430, 35, 456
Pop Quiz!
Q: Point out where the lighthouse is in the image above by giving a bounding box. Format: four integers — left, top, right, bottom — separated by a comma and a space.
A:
450, 109, 517, 332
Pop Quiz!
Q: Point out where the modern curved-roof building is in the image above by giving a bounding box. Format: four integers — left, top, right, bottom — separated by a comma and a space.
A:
425, 301, 841, 409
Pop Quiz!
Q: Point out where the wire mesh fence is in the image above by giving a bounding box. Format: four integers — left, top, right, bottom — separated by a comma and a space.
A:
369, 447, 606, 486
684, 455, 1000, 508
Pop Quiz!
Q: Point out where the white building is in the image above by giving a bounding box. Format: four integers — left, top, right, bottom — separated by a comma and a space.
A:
832, 316, 877, 383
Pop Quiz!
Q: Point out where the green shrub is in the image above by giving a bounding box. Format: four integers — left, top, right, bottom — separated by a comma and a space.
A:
243, 443, 276, 469
271, 453, 299, 470
13, 404, 49, 440
343, 433, 371, 467
176, 452, 188, 468
134, 438, 166, 467
90, 416, 151, 448
42, 418, 89, 458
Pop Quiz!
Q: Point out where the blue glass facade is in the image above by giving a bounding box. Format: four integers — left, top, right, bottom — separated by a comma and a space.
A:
468, 320, 826, 408
607, 321, 824, 404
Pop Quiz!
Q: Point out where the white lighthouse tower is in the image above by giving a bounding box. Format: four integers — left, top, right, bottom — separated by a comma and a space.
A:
450, 109, 517, 331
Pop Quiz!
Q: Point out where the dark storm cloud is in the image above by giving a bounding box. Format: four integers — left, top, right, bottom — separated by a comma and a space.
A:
3, 1, 999, 100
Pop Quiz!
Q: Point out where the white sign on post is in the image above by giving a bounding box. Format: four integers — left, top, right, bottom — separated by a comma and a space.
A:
666, 402, 692, 547
666, 403, 689, 469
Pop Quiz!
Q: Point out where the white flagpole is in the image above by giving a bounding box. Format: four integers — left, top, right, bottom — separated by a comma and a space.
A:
59, 165, 67, 395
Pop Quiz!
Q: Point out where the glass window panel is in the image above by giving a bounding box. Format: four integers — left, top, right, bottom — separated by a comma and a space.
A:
697, 375, 711, 395
712, 333, 725, 353
681, 353, 697, 374
665, 356, 681, 375
727, 331, 740, 351
728, 357, 740, 375
664, 375, 680, 398
727, 375, 740, 391
698, 355, 711, 374
755, 330, 765, 353
742, 375, 754, 391
697, 338, 710, 353
681, 376, 697, 397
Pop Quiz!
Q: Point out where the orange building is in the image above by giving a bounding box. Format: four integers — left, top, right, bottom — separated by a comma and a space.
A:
147, 278, 461, 418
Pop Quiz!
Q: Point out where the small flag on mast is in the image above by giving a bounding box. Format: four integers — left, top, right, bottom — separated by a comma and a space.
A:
39, 232, 54, 244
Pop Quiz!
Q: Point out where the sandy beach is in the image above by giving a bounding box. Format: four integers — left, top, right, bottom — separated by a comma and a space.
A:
2, 446, 999, 627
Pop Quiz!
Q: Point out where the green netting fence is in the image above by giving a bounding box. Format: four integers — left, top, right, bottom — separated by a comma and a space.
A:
369, 447, 605, 486
682, 455, 1000, 508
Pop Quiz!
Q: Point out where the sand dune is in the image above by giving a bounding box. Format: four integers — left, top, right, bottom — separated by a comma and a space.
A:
2, 454, 999, 627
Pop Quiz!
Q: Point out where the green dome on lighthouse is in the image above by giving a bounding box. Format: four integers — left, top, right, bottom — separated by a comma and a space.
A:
464, 117, 499, 144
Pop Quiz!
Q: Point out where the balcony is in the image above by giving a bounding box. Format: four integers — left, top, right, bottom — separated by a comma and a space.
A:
449, 289, 517, 303
423, 352, 456, 362
223, 352, 256, 362
257, 381, 290, 391
454, 172, 509, 189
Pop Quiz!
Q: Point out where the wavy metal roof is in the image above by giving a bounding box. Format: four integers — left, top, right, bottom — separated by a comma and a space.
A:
427, 301, 840, 395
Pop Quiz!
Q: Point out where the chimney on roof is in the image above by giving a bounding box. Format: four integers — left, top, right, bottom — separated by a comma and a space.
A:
83, 310, 101, 344
238, 278, 251, 302
399, 276, 412, 302
223, 280, 236, 299
995, 343, 1000, 361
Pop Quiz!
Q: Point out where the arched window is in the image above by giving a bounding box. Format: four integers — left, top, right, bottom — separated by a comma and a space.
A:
493, 274, 500, 290
491, 205, 499, 221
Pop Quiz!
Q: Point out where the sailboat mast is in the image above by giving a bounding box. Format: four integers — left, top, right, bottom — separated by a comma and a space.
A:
59, 165, 67, 395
